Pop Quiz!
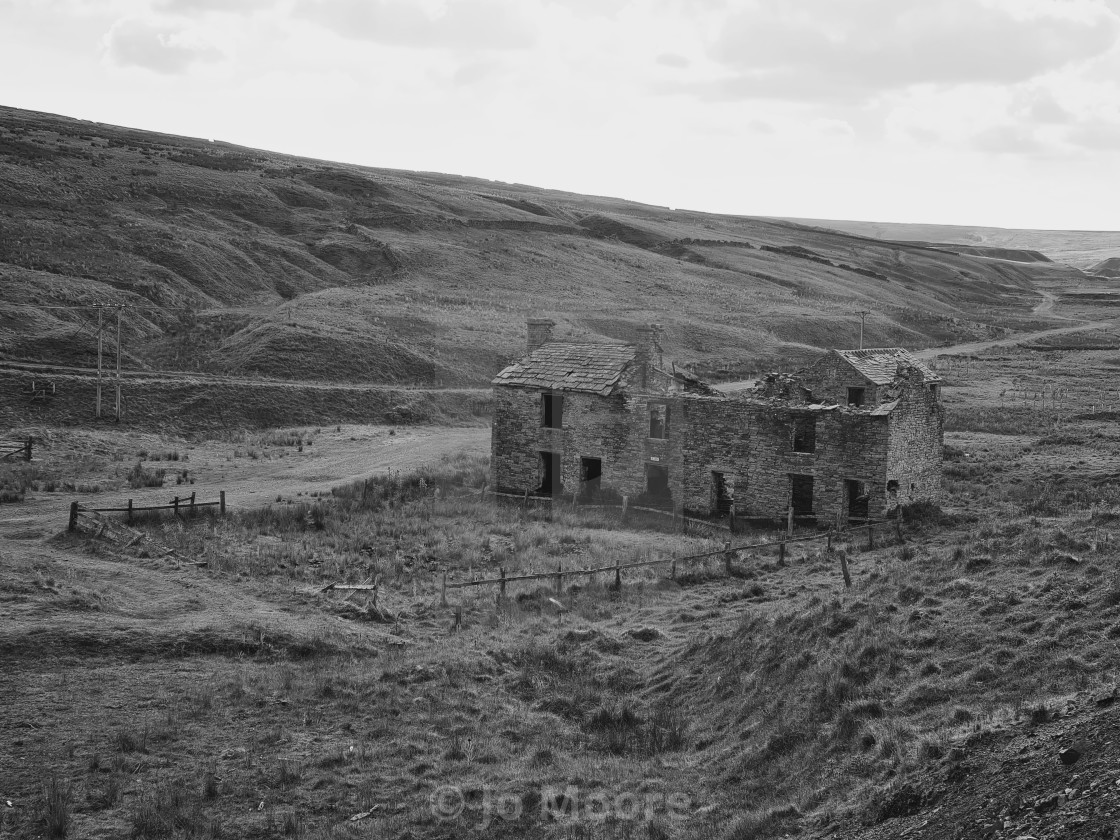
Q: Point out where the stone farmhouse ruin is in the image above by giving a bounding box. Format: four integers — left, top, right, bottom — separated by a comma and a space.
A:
490, 319, 943, 524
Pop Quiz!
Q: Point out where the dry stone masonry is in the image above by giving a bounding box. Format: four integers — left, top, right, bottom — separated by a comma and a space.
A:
491, 319, 943, 524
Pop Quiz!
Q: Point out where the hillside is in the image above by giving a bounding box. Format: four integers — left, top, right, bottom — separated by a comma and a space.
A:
783, 217, 1120, 271
1089, 257, 1120, 279
0, 105, 1090, 390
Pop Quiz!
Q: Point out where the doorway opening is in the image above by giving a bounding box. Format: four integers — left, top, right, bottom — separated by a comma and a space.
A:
790, 474, 814, 517
537, 451, 561, 496
846, 479, 869, 521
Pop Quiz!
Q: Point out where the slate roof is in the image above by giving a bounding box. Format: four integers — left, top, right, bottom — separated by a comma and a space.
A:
492, 342, 636, 396
835, 348, 941, 385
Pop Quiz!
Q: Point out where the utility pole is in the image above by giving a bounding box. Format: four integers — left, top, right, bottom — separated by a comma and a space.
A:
95, 305, 103, 418
855, 310, 871, 350
115, 306, 123, 421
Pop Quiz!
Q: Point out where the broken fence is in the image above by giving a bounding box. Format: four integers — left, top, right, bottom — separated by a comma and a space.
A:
0, 437, 33, 462
444, 513, 902, 598
68, 490, 227, 531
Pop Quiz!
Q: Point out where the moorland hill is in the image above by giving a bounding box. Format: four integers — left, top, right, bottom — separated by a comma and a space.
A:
0, 105, 1098, 386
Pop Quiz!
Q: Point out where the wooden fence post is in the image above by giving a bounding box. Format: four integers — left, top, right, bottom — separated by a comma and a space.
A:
614, 557, 622, 590
787, 506, 794, 537
24, 436, 32, 461
839, 550, 852, 589
621, 495, 628, 522
499, 567, 506, 602
778, 540, 785, 564
826, 528, 833, 552
868, 525, 875, 551
68, 501, 78, 532
729, 507, 736, 534
189, 491, 196, 514
671, 559, 677, 580
173, 496, 179, 517
220, 491, 226, 516
555, 561, 563, 595
441, 570, 448, 607
127, 498, 133, 525
724, 541, 733, 576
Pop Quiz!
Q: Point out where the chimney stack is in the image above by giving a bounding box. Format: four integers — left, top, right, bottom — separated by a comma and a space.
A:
635, 323, 664, 370
527, 318, 555, 355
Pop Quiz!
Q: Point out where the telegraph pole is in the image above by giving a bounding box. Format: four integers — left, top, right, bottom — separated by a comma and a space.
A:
855, 310, 871, 350
95, 306, 103, 418
115, 306, 122, 421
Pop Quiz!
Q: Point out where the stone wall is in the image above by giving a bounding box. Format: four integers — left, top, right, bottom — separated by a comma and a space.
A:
491, 381, 690, 504
491, 367, 941, 523
886, 377, 944, 507
678, 398, 891, 522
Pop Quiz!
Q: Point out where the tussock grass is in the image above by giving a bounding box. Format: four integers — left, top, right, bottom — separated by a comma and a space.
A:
126, 461, 165, 489
39, 775, 71, 839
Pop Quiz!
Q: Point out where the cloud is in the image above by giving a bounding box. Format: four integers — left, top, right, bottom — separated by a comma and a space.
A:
700, 0, 1120, 103
453, 60, 500, 85
1016, 89, 1074, 124
656, 52, 690, 68
971, 124, 1047, 154
295, 0, 535, 50
103, 17, 222, 74
1066, 119, 1120, 149
152, 0, 275, 12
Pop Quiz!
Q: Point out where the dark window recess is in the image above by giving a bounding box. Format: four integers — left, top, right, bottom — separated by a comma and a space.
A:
649, 404, 670, 439
541, 393, 563, 428
580, 457, 602, 499
646, 464, 671, 500
928, 384, 939, 398
792, 417, 816, 453
712, 472, 734, 516
790, 474, 814, 516
846, 479, 869, 521
537, 451, 562, 496
847, 387, 866, 407
887, 480, 899, 494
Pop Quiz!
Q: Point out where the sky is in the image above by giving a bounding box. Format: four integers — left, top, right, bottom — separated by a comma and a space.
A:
2, 0, 1119, 230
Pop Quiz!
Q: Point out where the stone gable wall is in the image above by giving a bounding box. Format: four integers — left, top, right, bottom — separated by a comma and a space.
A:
800, 354, 880, 405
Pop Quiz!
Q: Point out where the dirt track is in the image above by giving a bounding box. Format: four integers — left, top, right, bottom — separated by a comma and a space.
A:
0, 424, 489, 541
0, 424, 489, 663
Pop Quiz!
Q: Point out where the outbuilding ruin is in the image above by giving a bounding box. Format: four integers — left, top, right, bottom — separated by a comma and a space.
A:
491, 319, 943, 525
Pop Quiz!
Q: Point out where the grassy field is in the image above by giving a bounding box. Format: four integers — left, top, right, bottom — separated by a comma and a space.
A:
8, 323, 1120, 838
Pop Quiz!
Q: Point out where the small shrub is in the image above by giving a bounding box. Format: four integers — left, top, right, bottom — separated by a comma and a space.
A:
115, 725, 149, 754
201, 766, 219, 800
87, 774, 122, 810
278, 759, 302, 785
126, 462, 165, 489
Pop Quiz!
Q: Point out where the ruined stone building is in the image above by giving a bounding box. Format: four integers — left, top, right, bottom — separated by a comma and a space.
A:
491, 319, 943, 524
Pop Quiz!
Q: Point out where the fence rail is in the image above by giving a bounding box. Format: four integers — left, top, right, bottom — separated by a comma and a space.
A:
0, 437, 33, 462
68, 491, 226, 531
444, 512, 901, 598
